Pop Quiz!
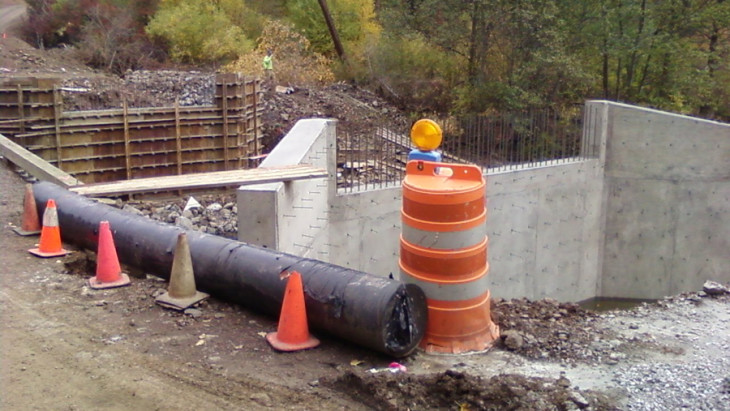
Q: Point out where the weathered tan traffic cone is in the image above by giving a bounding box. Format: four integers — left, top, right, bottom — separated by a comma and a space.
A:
14, 184, 41, 236
155, 232, 209, 310
266, 271, 320, 352
88, 221, 131, 289
29, 199, 69, 257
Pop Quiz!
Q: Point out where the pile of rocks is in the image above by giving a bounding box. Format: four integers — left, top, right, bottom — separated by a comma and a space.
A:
59, 69, 216, 111
119, 194, 238, 239
123, 70, 216, 107
493, 297, 621, 364
324, 370, 615, 410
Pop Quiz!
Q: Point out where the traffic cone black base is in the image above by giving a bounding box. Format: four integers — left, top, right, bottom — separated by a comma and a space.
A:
155, 289, 209, 311
14, 227, 41, 236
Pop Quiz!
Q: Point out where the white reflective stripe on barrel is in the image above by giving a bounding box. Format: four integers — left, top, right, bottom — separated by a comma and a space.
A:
42, 207, 58, 227
399, 268, 489, 301
402, 221, 487, 250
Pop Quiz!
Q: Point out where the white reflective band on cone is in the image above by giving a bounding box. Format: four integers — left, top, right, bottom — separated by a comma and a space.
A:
402, 222, 487, 250
399, 267, 489, 301
42, 207, 58, 227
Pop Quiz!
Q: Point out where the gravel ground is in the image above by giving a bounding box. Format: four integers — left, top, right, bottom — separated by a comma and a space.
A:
607, 294, 730, 410
405, 288, 730, 410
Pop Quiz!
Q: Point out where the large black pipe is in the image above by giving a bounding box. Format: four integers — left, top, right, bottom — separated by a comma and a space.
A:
33, 182, 427, 357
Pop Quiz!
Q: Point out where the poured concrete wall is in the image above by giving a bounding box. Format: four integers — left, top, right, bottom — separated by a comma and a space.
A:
237, 119, 336, 260
238, 101, 730, 301
323, 160, 606, 303
598, 102, 730, 299
485, 161, 605, 301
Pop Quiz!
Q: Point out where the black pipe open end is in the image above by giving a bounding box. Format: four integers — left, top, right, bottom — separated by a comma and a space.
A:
384, 284, 428, 358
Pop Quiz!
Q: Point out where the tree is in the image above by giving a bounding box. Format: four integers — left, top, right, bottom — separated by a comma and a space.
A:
225, 20, 335, 86
145, 0, 253, 64
76, 2, 157, 73
378, 0, 591, 112
287, 0, 381, 58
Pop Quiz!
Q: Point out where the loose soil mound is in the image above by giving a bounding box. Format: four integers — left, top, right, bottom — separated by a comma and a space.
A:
324, 369, 618, 410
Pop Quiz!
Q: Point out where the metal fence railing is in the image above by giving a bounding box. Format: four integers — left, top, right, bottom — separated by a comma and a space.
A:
337, 107, 594, 193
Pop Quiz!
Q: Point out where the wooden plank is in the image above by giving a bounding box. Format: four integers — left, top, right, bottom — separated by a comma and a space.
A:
69, 164, 328, 197
174, 101, 182, 175
53, 86, 62, 169
252, 80, 259, 159
222, 80, 229, 170
123, 100, 131, 179
0, 133, 82, 187
16, 85, 25, 134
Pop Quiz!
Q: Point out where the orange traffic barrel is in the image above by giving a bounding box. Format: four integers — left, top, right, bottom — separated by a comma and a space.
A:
399, 160, 499, 354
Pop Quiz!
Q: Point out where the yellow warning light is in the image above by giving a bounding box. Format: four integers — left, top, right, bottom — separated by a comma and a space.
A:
410, 119, 442, 151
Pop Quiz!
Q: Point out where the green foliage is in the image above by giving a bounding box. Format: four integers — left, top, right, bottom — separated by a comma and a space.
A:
226, 20, 334, 86
286, 0, 381, 58
361, 33, 459, 112
145, 0, 254, 64
557, 0, 730, 119
20, 0, 730, 120
218, 0, 266, 41
374, 0, 730, 119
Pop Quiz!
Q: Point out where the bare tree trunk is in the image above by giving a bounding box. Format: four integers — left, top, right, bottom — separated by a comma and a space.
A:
626, 0, 647, 96
317, 0, 347, 63
602, 46, 609, 99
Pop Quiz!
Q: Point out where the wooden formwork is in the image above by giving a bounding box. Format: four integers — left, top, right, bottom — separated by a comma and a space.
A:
0, 73, 263, 183
0, 77, 57, 136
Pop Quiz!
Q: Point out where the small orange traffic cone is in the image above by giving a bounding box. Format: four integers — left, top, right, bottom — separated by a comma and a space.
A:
88, 221, 130, 289
155, 232, 209, 310
266, 271, 320, 352
14, 184, 41, 236
29, 199, 69, 258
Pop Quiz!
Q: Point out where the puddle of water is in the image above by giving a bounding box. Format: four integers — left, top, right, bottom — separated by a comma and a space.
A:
578, 297, 656, 312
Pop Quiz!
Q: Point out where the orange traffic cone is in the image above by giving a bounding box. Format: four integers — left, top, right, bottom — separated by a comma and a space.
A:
28, 199, 69, 258
266, 271, 320, 352
14, 184, 41, 236
155, 232, 209, 310
88, 221, 130, 289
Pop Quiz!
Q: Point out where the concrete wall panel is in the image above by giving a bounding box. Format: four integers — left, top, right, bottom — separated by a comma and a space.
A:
601, 102, 730, 298
237, 102, 729, 303
605, 103, 729, 180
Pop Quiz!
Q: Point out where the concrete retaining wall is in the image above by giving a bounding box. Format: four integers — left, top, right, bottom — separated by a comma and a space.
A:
237, 119, 336, 260
598, 102, 730, 299
238, 101, 730, 301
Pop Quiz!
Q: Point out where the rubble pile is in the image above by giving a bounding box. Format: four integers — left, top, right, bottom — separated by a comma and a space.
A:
258, 82, 410, 154
324, 370, 616, 411
493, 298, 620, 363
60, 70, 216, 111
123, 70, 216, 107
117, 194, 238, 239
